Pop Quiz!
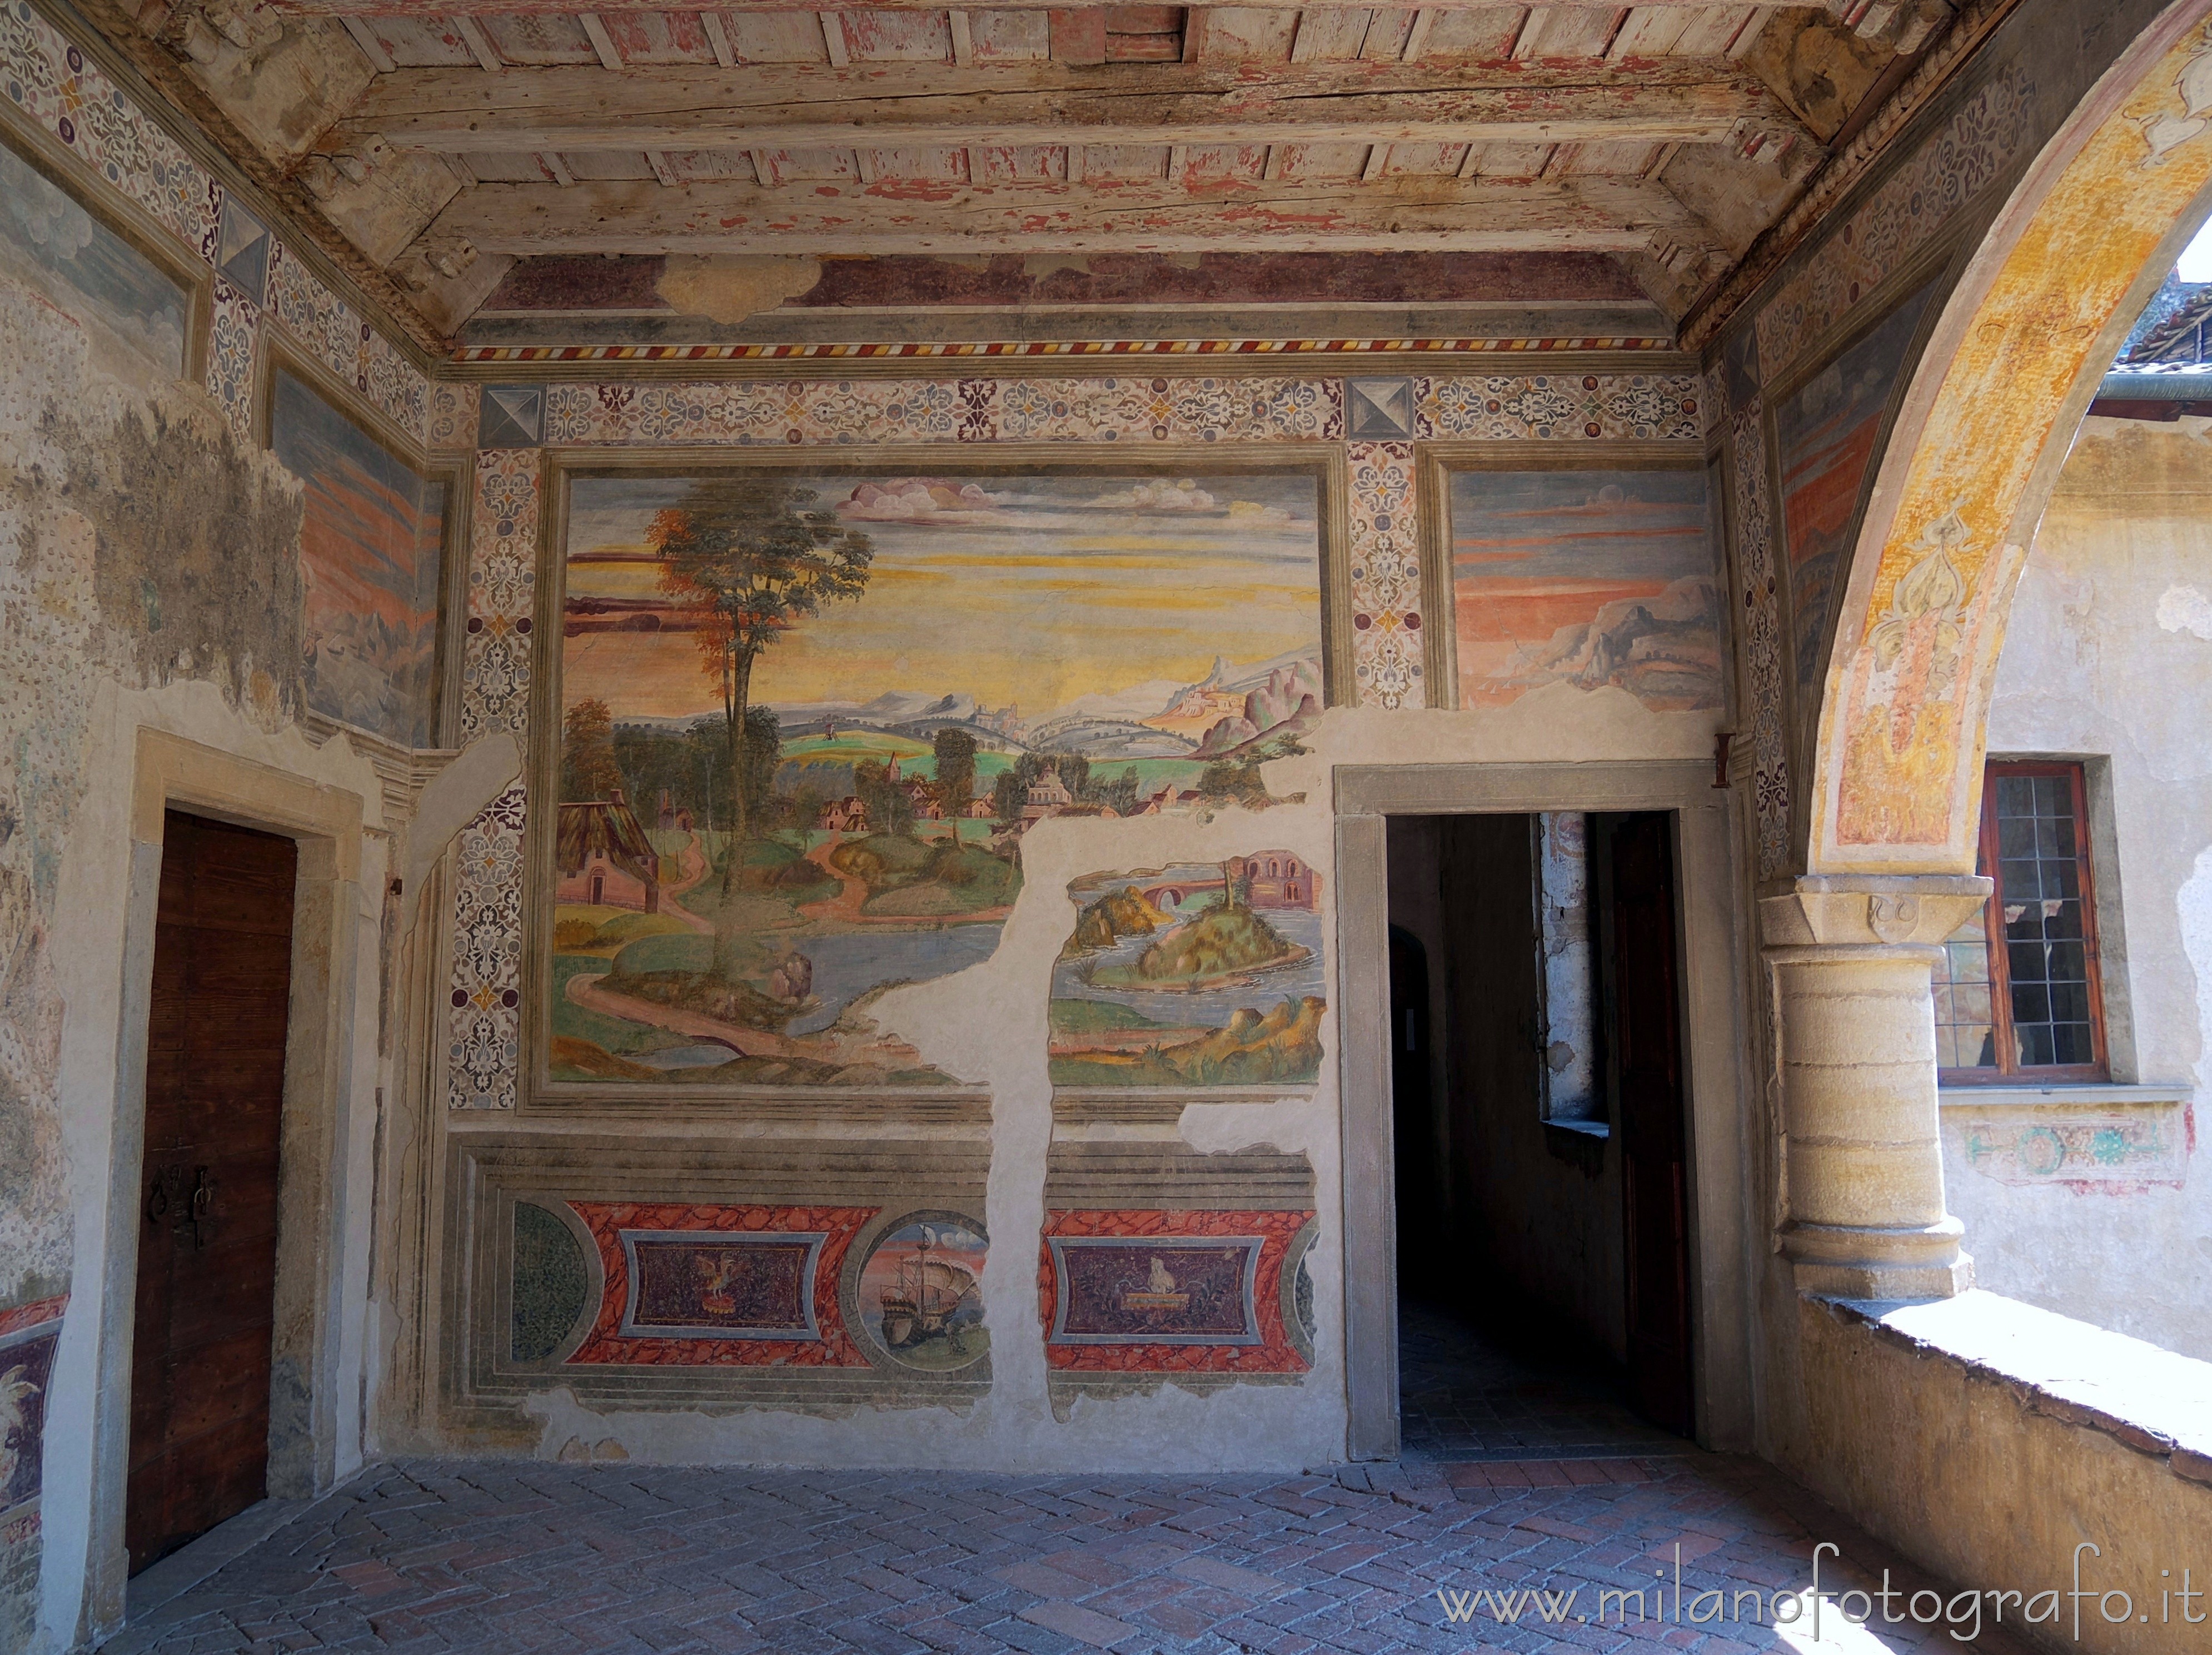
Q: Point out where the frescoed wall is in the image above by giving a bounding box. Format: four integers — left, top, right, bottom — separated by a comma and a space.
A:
1050, 854, 1324, 1089
0, 135, 188, 377
271, 367, 448, 748
1772, 283, 1937, 709
1447, 466, 1723, 712
548, 468, 1324, 1091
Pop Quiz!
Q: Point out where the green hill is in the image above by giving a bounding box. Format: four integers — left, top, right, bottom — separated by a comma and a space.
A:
1092, 902, 1302, 988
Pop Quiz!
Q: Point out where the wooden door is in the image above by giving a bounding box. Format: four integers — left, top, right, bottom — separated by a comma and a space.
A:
1607, 813, 1694, 1437
129, 812, 297, 1573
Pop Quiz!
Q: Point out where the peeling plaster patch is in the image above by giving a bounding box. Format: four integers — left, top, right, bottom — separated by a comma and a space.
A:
2155, 582, 2212, 639
656, 256, 824, 325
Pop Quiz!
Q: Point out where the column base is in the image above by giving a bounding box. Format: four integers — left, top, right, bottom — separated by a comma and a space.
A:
1778, 1217, 1973, 1300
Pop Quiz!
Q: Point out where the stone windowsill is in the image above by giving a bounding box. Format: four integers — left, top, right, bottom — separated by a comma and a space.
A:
1935, 1081, 2193, 1107
1543, 1116, 1610, 1140
1830, 1291, 2212, 1485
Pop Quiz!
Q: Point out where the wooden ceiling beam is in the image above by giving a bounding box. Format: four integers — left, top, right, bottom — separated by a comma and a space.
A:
425, 172, 1727, 257
273, 0, 1716, 12
337, 59, 1804, 157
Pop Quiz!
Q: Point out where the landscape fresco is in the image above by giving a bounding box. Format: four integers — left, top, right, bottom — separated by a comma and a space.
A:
271, 368, 447, 746
1049, 852, 1324, 1088
0, 138, 188, 376
1774, 285, 1935, 699
1449, 469, 1722, 711
551, 470, 1323, 1089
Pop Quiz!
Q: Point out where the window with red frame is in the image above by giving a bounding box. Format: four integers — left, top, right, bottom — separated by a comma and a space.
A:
1934, 762, 2108, 1081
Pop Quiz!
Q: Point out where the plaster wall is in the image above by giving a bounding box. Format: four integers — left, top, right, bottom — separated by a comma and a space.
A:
1964, 415, 2212, 1361
0, 264, 471, 1652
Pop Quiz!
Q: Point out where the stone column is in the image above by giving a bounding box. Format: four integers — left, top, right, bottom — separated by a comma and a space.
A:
1760, 876, 1991, 1300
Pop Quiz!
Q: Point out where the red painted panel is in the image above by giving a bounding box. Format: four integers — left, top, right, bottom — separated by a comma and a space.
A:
1039, 1209, 1313, 1374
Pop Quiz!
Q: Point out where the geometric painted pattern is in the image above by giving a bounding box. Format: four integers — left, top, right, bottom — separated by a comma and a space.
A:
447, 779, 526, 1110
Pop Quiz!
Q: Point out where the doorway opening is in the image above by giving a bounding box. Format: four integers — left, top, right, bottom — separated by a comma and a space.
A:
1386, 810, 1695, 1452
128, 810, 299, 1574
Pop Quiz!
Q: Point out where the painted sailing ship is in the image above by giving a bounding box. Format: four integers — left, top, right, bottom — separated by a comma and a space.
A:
878, 1226, 980, 1349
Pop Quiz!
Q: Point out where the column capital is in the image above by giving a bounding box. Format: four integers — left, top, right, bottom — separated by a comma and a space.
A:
1758, 874, 1992, 951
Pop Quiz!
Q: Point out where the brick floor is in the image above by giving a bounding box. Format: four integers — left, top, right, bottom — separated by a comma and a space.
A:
110, 1309, 2036, 1654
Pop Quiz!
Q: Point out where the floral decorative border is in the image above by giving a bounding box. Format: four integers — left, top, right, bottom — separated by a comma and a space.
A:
1728, 399, 1791, 878
1754, 62, 2037, 388
1419, 373, 1703, 442
448, 781, 527, 1111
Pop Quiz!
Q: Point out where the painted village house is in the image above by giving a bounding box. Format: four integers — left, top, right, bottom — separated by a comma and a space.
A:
5, 2, 2212, 1652
554, 793, 661, 913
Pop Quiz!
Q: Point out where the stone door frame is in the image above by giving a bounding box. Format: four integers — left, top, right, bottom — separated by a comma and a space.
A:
82, 729, 367, 1627
1331, 759, 1753, 1462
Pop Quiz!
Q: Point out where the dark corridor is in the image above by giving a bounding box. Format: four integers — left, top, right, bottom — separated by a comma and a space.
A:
1387, 811, 1696, 1443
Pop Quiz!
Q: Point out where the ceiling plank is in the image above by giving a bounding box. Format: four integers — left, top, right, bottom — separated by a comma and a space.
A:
450, 14, 503, 71
949, 9, 974, 64
339, 15, 397, 72
338, 60, 1802, 155
426, 171, 1724, 256
578, 11, 626, 68
821, 12, 850, 63
703, 11, 737, 66
272, 0, 1712, 10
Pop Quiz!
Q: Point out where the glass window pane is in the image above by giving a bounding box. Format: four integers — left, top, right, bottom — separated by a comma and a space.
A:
2048, 941, 2086, 983
2009, 941, 2049, 984
2045, 901, 2083, 941
1999, 817, 2037, 859
2053, 1024, 2095, 1066
2036, 775, 2066, 815
2049, 981, 2091, 1023
2011, 981, 2051, 1024
2000, 857, 2042, 899
2050, 812, 2077, 858
1997, 776, 2035, 816
1952, 984, 1992, 1024
2016, 1023, 2054, 1067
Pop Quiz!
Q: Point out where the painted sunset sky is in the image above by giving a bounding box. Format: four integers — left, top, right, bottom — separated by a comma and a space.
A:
272, 368, 446, 747
562, 473, 1322, 719
1450, 468, 1718, 708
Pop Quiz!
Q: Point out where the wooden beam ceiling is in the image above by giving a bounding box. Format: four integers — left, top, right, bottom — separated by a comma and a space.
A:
267, 0, 1729, 11
338, 58, 1804, 158
427, 172, 1727, 260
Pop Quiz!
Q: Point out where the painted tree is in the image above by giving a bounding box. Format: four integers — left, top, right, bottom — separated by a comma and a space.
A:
932, 727, 978, 822
561, 698, 624, 803
654, 476, 873, 893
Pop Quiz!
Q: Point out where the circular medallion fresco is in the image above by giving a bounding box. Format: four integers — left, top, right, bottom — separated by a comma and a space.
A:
858, 1216, 989, 1371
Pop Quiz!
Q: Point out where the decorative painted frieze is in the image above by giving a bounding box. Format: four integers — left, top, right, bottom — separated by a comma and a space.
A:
1730, 402, 1792, 878
1347, 441, 1423, 710
1418, 374, 1704, 442
1755, 62, 2037, 387
447, 779, 526, 1111
1039, 1209, 1314, 1376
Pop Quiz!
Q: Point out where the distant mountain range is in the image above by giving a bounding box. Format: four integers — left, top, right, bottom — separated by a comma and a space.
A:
609, 648, 1327, 760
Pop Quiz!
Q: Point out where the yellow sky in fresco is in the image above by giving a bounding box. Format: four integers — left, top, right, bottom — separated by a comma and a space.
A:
562, 474, 1322, 719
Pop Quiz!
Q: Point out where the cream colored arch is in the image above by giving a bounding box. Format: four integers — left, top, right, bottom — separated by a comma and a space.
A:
1810, 0, 2212, 873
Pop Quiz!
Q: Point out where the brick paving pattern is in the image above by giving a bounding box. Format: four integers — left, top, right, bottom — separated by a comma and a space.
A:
112, 1310, 2033, 1654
